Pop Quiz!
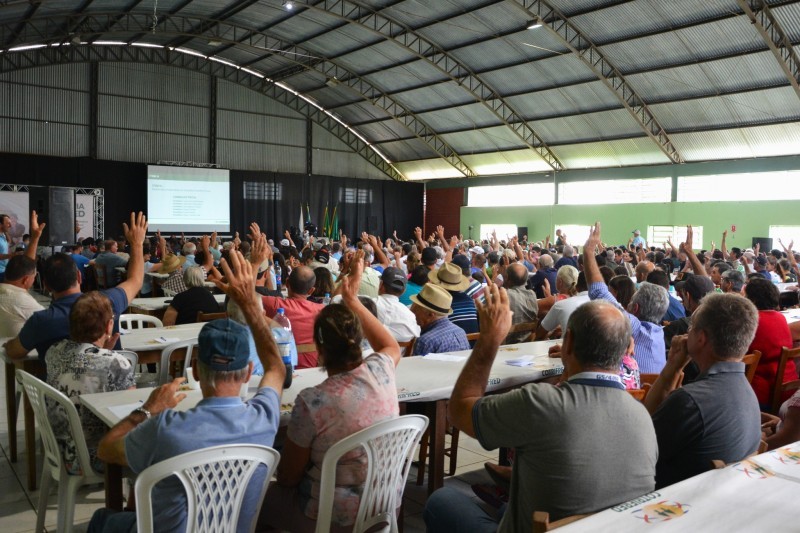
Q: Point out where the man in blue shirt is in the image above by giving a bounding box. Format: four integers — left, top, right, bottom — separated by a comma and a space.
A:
632, 229, 646, 248
4, 212, 147, 362
91, 243, 285, 533
411, 283, 469, 355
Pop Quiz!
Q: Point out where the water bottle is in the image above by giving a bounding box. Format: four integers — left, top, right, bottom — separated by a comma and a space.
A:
322, 292, 331, 306
272, 308, 293, 388
275, 264, 282, 290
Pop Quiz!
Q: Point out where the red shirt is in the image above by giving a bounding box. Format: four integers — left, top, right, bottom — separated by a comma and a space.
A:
748, 310, 796, 405
262, 295, 324, 369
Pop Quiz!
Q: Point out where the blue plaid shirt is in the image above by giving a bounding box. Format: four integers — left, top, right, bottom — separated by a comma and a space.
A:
589, 282, 667, 374
414, 317, 470, 356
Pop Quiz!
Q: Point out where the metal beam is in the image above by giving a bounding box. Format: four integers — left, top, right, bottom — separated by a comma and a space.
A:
305, 0, 564, 171
510, 0, 683, 164
0, 12, 475, 176
737, 0, 800, 99
2, 0, 39, 47
0, 44, 405, 180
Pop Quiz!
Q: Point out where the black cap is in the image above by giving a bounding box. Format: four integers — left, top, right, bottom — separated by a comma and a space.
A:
421, 247, 438, 266
381, 267, 407, 292
674, 274, 715, 302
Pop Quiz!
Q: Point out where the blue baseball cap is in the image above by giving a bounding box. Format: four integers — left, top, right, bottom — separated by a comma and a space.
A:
198, 319, 251, 371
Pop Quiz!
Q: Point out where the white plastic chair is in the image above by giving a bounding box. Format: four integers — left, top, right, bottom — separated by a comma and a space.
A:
118, 314, 163, 334
315, 414, 429, 533
158, 339, 198, 385
16, 370, 105, 533
116, 349, 139, 369
134, 444, 280, 533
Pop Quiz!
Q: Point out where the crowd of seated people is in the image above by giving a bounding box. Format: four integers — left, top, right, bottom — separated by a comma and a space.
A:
5, 208, 800, 533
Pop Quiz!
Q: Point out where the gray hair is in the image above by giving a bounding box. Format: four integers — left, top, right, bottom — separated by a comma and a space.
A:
629, 282, 670, 324
566, 300, 631, 371
563, 244, 574, 258
538, 254, 553, 268
721, 269, 745, 292
196, 360, 249, 390
182, 242, 196, 255
183, 266, 205, 288
692, 293, 758, 359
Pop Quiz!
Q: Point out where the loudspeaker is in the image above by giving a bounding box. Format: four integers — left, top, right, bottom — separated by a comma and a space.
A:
752, 237, 773, 251
518, 226, 528, 241
28, 186, 75, 247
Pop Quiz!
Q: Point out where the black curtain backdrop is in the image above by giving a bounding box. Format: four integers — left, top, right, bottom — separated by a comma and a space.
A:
0, 154, 424, 241
231, 170, 424, 242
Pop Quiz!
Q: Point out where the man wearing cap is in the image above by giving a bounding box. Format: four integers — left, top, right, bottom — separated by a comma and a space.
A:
92, 246, 285, 533
429, 262, 479, 337
632, 229, 645, 248
309, 246, 340, 276
411, 283, 469, 356
377, 267, 420, 342
421, 247, 439, 271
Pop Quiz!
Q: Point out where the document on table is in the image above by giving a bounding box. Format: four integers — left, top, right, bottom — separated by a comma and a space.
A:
424, 353, 467, 362
107, 401, 144, 420
147, 337, 180, 345
506, 356, 537, 367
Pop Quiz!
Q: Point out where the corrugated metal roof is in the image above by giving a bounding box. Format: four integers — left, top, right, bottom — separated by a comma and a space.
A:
536, 108, 645, 145
372, 137, 440, 162
551, 137, 672, 168
651, 86, 800, 132
414, 103, 506, 133
388, 81, 476, 114
505, 80, 621, 119
627, 51, 788, 102
440, 126, 525, 153
351, 117, 417, 144
461, 149, 552, 175
395, 158, 464, 180
671, 123, 800, 161
773, 3, 800, 42
479, 54, 595, 95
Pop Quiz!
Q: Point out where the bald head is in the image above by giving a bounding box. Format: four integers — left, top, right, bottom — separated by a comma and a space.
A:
635, 261, 654, 282
565, 300, 631, 371
506, 263, 528, 288
287, 266, 316, 296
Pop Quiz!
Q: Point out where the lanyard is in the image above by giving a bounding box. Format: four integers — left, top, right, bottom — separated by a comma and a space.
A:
567, 371, 626, 390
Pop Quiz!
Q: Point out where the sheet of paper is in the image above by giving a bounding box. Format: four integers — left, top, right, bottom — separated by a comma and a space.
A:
424, 353, 467, 362
107, 401, 144, 420
147, 336, 180, 345
506, 356, 536, 366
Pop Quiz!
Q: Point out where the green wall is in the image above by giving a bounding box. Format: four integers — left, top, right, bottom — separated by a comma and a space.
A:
460, 200, 800, 250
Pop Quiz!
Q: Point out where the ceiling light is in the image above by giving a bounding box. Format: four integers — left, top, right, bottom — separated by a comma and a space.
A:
283, 0, 294, 10
527, 16, 542, 29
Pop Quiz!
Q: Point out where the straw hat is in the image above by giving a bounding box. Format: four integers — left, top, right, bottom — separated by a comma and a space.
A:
158, 254, 186, 274
410, 283, 453, 316
428, 262, 470, 292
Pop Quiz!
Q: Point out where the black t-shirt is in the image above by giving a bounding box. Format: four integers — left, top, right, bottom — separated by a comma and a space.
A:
170, 287, 220, 325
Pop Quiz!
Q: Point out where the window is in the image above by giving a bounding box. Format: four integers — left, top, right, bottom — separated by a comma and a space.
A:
678, 171, 800, 202
467, 183, 555, 207
553, 225, 592, 246
647, 226, 704, 249
479, 224, 517, 242
558, 178, 671, 205
769, 226, 800, 248
340, 187, 372, 204
243, 181, 282, 200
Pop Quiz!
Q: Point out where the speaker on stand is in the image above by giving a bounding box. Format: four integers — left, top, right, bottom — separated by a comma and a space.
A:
28, 187, 76, 248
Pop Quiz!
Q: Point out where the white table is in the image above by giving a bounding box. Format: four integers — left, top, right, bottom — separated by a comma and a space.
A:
120, 323, 204, 363
81, 340, 563, 505
781, 309, 800, 325
558, 442, 800, 532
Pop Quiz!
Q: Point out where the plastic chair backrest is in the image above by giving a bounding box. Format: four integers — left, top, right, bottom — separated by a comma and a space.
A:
742, 350, 761, 384
134, 444, 280, 533
159, 339, 198, 385
16, 370, 97, 481
119, 314, 163, 334
315, 414, 429, 533
116, 349, 139, 369
771, 346, 800, 413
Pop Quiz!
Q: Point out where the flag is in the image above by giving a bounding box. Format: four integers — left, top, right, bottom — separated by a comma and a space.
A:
299, 204, 303, 232
322, 204, 330, 239
305, 203, 311, 224
330, 204, 338, 239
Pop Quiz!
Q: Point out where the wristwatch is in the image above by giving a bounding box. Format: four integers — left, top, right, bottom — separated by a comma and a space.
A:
131, 407, 152, 420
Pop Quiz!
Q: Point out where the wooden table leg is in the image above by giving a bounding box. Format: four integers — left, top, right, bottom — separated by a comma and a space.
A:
105, 463, 123, 511
426, 400, 447, 495
5, 361, 17, 462
22, 388, 36, 490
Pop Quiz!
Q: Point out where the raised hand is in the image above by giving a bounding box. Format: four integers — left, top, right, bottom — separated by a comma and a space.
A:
123, 212, 148, 247
475, 283, 513, 345
341, 250, 365, 303
585, 222, 602, 252
142, 377, 187, 416
30, 210, 46, 241
215, 250, 256, 304
685, 225, 694, 251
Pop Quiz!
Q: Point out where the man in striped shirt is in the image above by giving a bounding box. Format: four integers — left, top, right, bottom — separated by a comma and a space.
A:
428, 262, 479, 337
585, 222, 670, 374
